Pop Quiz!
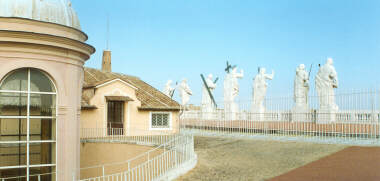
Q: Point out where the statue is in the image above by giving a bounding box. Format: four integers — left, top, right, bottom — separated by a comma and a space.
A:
224, 65, 244, 120
178, 79, 192, 106
201, 74, 217, 119
315, 58, 339, 122
316, 58, 338, 110
163, 80, 175, 98
292, 64, 311, 122
293, 64, 310, 109
251, 67, 274, 116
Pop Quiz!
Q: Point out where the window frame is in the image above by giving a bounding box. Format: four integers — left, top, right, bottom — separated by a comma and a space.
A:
149, 112, 172, 130
0, 68, 57, 181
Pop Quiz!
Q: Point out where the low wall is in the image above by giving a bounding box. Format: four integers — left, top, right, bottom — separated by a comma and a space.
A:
80, 143, 162, 179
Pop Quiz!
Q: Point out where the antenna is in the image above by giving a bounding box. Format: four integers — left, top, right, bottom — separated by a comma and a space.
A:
106, 13, 110, 50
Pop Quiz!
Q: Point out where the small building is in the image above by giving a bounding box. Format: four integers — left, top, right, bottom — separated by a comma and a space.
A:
80, 52, 181, 136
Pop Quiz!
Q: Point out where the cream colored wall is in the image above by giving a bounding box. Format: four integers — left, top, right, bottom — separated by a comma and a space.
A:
80, 80, 180, 135
80, 143, 162, 179
130, 111, 180, 136
81, 80, 138, 130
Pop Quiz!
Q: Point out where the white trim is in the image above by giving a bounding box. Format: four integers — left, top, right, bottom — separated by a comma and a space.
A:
0, 164, 56, 170
0, 116, 55, 119
0, 141, 28, 144
0, 90, 57, 95
95, 78, 138, 90
26, 68, 30, 181
0, 116, 27, 119
149, 112, 172, 131
0, 165, 27, 170
0, 90, 28, 93
0, 140, 56, 144
29, 164, 56, 168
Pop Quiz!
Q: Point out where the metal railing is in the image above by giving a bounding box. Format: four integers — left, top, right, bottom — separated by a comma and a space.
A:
79, 130, 196, 181
80, 128, 179, 146
181, 89, 380, 145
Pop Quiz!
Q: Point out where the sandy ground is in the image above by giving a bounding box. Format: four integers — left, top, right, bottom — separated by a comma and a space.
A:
176, 136, 346, 181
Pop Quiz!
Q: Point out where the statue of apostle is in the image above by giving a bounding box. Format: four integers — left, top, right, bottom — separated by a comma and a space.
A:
163, 80, 175, 98
179, 79, 192, 106
294, 64, 309, 108
224, 66, 244, 119
252, 67, 274, 113
315, 58, 339, 111
201, 74, 217, 119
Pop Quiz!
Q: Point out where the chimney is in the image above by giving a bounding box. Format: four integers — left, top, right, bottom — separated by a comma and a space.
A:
102, 50, 112, 72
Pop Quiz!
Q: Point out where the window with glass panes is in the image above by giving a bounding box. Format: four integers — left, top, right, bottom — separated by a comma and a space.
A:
151, 113, 170, 128
0, 68, 56, 181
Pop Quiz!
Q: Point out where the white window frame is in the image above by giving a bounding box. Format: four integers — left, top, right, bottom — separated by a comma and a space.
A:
149, 112, 172, 131
0, 68, 58, 181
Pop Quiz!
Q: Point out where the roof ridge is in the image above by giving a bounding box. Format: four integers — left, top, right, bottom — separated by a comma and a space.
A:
84, 66, 140, 80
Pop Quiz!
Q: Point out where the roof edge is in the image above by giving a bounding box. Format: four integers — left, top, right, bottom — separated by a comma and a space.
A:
95, 78, 138, 90
138, 107, 181, 112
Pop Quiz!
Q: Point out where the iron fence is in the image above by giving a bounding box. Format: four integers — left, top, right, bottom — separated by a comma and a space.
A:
181, 89, 380, 145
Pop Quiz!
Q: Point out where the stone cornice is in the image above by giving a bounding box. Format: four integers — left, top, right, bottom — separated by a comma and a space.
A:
0, 17, 87, 41
0, 30, 95, 60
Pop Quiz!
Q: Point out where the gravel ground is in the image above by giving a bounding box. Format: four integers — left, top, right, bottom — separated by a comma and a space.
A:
176, 136, 346, 181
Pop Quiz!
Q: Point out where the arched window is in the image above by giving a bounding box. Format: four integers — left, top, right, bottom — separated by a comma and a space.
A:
0, 68, 57, 181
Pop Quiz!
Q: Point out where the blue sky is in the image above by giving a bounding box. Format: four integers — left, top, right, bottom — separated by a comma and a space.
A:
73, 0, 380, 103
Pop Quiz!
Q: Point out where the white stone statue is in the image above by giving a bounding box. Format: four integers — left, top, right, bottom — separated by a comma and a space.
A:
292, 64, 311, 122
251, 67, 274, 114
316, 58, 339, 123
179, 79, 192, 106
316, 58, 339, 111
163, 80, 175, 98
201, 74, 217, 119
293, 64, 310, 109
224, 67, 244, 120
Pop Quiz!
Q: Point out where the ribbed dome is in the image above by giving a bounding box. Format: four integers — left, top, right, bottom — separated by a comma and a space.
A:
0, 0, 81, 30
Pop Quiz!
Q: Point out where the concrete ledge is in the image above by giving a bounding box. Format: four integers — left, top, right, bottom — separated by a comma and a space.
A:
156, 154, 198, 181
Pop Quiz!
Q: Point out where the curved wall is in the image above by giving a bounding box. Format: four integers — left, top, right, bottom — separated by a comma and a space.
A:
0, 18, 94, 180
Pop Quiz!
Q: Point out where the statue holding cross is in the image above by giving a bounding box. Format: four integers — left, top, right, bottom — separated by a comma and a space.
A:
201, 74, 218, 119
163, 80, 176, 98
224, 61, 244, 120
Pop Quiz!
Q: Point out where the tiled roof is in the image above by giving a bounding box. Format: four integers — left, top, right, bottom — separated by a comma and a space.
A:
82, 67, 180, 111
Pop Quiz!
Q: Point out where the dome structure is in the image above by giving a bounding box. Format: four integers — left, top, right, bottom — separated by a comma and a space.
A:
0, 0, 81, 30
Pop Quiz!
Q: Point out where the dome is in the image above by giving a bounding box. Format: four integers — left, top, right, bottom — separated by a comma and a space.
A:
0, 0, 81, 30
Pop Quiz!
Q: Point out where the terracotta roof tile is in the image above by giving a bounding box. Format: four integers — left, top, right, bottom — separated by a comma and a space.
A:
81, 67, 180, 111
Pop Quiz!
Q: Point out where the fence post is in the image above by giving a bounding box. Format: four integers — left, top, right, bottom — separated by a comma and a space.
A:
102, 165, 105, 177
72, 172, 75, 181
128, 161, 131, 172
38, 175, 41, 181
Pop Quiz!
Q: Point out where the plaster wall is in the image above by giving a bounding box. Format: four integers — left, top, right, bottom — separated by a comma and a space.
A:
81, 80, 179, 136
